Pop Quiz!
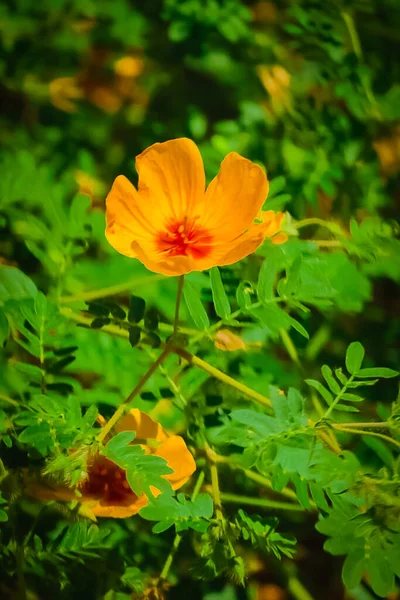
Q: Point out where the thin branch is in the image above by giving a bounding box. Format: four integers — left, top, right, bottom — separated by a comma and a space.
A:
205, 488, 306, 512
336, 421, 390, 429
173, 275, 184, 335
172, 346, 272, 409
96, 346, 171, 443
332, 424, 400, 451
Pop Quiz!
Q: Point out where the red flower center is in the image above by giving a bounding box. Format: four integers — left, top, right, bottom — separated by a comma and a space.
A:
82, 456, 137, 507
156, 217, 213, 259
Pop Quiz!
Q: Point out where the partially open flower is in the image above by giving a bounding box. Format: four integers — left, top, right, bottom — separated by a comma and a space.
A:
105, 138, 287, 276
214, 330, 246, 352
25, 409, 196, 518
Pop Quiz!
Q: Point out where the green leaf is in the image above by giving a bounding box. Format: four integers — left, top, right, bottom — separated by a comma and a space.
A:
183, 281, 210, 330
268, 176, 286, 197
342, 549, 365, 590
140, 493, 213, 533
0, 309, 9, 346
305, 379, 333, 405
236, 281, 253, 311
257, 255, 278, 302
367, 550, 395, 597
0, 265, 37, 305
144, 308, 159, 331
321, 365, 340, 394
287, 315, 309, 339
128, 326, 141, 347
128, 296, 146, 323
345, 342, 365, 375
357, 367, 399, 378
210, 267, 231, 319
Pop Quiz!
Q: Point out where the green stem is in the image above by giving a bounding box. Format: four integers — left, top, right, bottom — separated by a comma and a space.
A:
341, 11, 381, 118
59, 307, 272, 409
332, 425, 400, 451
16, 544, 27, 600
173, 275, 184, 335
59, 305, 197, 337
58, 274, 165, 304
337, 421, 389, 429
172, 346, 272, 409
208, 489, 305, 512
158, 471, 205, 584
205, 447, 226, 531
323, 374, 355, 419
96, 346, 171, 443
215, 457, 316, 508
279, 328, 302, 367
309, 240, 342, 248
0, 393, 18, 407
288, 576, 315, 600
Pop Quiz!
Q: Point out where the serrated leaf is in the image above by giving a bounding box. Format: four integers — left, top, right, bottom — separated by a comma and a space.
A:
183, 281, 210, 330
345, 342, 365, 375
210, 267, 231, 319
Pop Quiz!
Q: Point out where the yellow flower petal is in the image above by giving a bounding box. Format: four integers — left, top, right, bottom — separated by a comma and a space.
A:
104, 139, 287, 275
202, 152, 269, 239
115, 408, 168, 442
154, 436, 196, 489
105, 175, 158, 258
136, 138, 205, 222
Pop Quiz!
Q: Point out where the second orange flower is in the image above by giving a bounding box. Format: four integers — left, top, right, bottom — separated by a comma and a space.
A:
105, 138, 286, 276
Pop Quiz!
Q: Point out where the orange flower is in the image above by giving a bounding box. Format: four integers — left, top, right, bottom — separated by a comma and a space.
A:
25, 409, 196, 518
105, 138, 287, 276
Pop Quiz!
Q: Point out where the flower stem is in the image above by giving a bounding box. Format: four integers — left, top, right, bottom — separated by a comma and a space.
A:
96, 346, 171, 443
172, 346, 272, 409
173, 275, 184, 335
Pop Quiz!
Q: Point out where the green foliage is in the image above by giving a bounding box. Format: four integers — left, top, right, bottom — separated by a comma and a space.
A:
0, 0, 399, 598
140, 492, 213, 533
306, 341, 399, 414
